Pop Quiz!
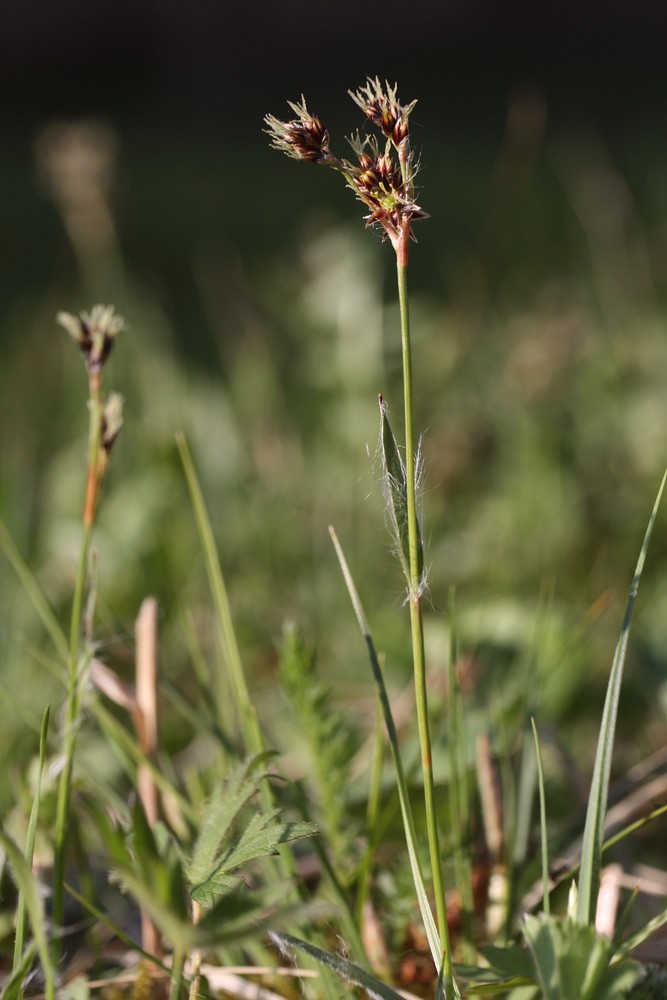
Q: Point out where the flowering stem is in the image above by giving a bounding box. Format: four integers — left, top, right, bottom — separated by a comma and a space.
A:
52, 369, 103, 940
396, 232, 453, 984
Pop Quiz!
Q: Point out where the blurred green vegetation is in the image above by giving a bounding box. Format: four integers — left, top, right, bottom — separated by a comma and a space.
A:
1, 102, 667, 886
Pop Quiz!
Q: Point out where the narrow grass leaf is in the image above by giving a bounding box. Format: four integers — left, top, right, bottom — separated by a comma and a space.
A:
612, 905, 667, 963
176, 431, 263, 756
90, 699, 195, 821
13, 705, 50, 971
328, 526, 443, 975
0, 831, 56, 1000
0, 519, 69, 663
530, 718, 550, 916
0, 943, 37, 1000
270, 931, 406, 1000
378, 396, 423, 580
576, 469, 667, 926
64, 882, 171, 971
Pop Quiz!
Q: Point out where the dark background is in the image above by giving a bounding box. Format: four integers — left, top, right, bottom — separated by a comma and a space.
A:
3, 0, 667, 362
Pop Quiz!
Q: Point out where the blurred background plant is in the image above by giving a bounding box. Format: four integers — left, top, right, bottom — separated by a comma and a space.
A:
2, 3, 667, 994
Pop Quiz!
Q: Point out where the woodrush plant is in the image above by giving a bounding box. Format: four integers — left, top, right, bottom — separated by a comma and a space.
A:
266, 76, 454, 994
52, 306, 125, 946
2, 84, 667, 1000
266, 80, 667, 999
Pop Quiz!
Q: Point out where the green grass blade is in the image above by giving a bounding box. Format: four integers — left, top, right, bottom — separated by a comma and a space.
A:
176, 431, 260, 751
612, 905, 667, 963
0, 831, 56, 1000
328, 526, 443, 973
90, 699, 196, 822
271, 931, 407, 1000
446, 588, 474, 956
530, 718, 549, 916
378, 395, 423, 580
0, 943, 38, 1000
0, 518, 68, 662
576, 469, 667, 925
13, 705, 50, 972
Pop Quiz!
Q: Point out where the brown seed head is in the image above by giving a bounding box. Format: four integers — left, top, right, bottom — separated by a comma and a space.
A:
349, 78, 417, 148
265, 98, 334, 164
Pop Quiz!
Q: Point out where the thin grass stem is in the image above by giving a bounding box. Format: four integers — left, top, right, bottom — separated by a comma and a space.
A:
396, 243, 452, 980
52, 369, 104, 938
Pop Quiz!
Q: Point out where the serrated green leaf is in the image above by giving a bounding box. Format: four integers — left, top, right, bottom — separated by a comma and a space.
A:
190, 814, 316, 907
186, 751, 277, 886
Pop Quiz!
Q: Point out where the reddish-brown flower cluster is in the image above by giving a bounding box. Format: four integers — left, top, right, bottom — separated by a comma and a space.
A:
265, 79, 426, 251
350, 147, 427, 233
348, 77, 416, 148
264, 98, 333, 164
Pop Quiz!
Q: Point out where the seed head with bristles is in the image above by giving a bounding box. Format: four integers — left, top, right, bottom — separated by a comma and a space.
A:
264, 98, 336, 164
265, 81, 427, 251
348, 77, 417, 149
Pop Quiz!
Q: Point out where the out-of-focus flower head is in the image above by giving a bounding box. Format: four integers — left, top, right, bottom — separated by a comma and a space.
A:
57, 304, 125, 375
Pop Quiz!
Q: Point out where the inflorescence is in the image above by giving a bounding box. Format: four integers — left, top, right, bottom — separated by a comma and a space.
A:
265, 79, 427, 251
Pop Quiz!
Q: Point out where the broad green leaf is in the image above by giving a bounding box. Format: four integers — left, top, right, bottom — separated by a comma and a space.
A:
523, 913, 642, 1000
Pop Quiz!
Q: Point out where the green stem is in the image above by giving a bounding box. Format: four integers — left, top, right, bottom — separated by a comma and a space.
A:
396, 238, 453, 984
52, 372, 103, 937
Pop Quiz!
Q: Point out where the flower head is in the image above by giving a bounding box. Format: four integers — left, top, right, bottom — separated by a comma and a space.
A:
264, 98, 334, 164
57, 304, 125, 374
345, 134, 428, 240
265, 82, 427, 254
101, 391, 124, 456
348, 78, 417, 148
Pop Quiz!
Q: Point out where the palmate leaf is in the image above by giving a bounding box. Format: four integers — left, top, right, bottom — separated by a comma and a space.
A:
190, 810, 316, 907
186, 751, 276, 887
186, 751, 316, 908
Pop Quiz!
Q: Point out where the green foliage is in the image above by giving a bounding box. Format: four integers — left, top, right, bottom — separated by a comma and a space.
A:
2, 89, 667, 1000
523, 914, 642, 1000
377, 395, 424, 585
186, 751, 316, 907
278, 623, 357, 872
